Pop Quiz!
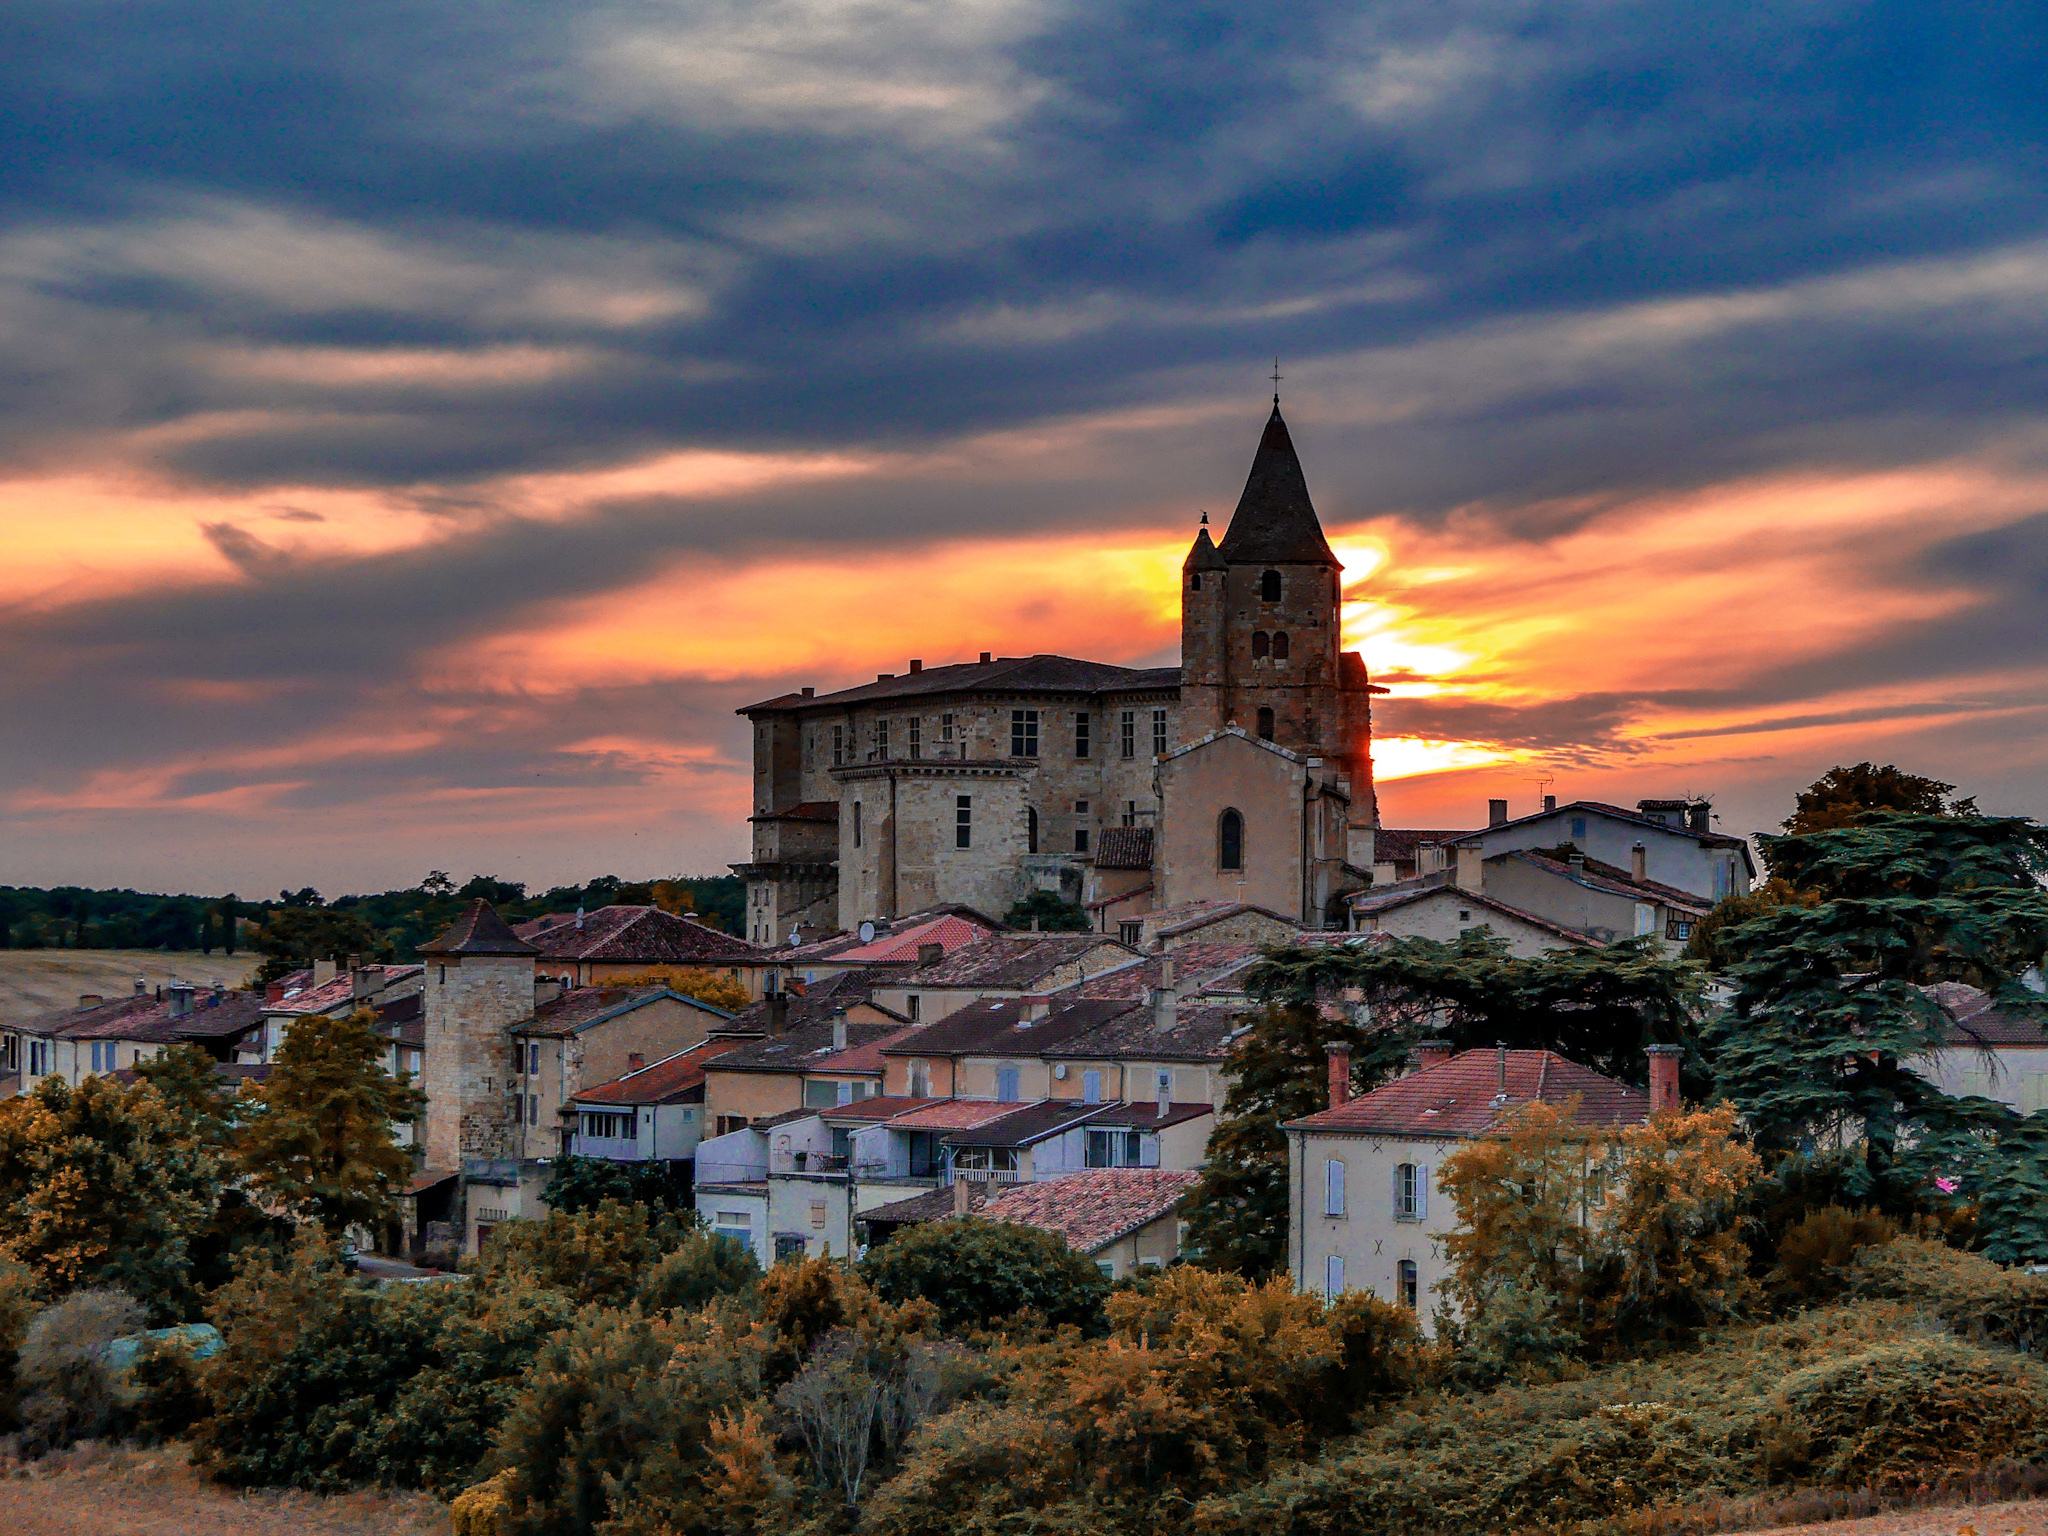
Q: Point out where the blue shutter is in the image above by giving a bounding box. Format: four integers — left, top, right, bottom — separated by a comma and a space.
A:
1416, 1165, 1429, 1221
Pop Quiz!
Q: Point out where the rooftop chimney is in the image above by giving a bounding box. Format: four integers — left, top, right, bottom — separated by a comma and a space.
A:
1326, 1041, 1353, 1107
1157, 1069, 1171, 1117
1688, 802, 1711, 834
831, 1008, 848, 1052
1631, 842, 1648, 883
953, 1176, 972, 1216
347, 952, 362, 972
877, 673, 893, 681
1543, 793, 1557, 813
918, 942, 944, 967
1414, 1039, 1454, 1071
78, 994, 102, 1008
1496, 1041, 1509, 1092
766, 991, 789, 1036
1488, 798, 1509, 827
1646, 1044, 1684, 1115
909, 659, 923, 673
1568, 850, 1587, 871
168, 983, 195, 1018
312, 957, 337, 988
802, 685, 814, 697
627, 1052, 645, 1073
1021, 993, 1052, 1023
979, 651, 992, 664
1454, 843, 1484, 893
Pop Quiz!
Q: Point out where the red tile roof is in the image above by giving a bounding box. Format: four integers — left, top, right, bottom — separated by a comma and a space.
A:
881, 1099, 1020, 1131
906, 933, 1135, 990
514, 984, 733, 1040
574, 1038, 741, 1105
1289, 1048, 1648, 1138
982, 1168, 1200, 1253
830, 914, 993, 964
515, 905, 754, 963
810, 1024, 926, 1076
1929, 982, 2048, 1046
1093, 826, 1154, 871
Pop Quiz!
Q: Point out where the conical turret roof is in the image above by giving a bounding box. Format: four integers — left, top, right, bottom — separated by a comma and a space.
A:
1216, 405, 1341, 568
1182, 524, 1227, 572
420, 898, 540, 956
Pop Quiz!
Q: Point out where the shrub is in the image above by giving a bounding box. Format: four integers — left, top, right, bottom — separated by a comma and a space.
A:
130, 1335, 210, 1442
1766, 1336, 2048, 1488
471, 1199, 696, 1307
15, 1288, 145, 1453
1766, 1206, 1899, 1306
636, 1228, 760, 1312
861, 1217, 1110, 1335
540, 1155, 695, 1214
1848, 1235, 2048, 1352
0, 1257, 43, 1430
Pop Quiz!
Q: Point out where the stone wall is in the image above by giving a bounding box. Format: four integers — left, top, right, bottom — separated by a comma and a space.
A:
422, 953, 531, 1169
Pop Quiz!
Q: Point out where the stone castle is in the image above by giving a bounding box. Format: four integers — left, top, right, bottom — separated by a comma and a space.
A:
734, 400, 1384, 938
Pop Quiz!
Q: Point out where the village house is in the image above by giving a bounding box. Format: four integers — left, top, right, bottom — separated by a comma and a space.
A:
514, 903, 757, 987
8, 980, 264, 1094
861, 1168, 1200, 1279
699, 1009, 918, 1137
565, 1037, 743, 1164
1284, 1043, 1670, 1329
1346, 884, 1593, 957
863, 931, 1141, 1024
741, 906, 1002, 998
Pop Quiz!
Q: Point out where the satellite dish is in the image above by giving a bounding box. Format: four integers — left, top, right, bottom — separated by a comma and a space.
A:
858, 921, 876, 943
1052, 1063, 1068, 1081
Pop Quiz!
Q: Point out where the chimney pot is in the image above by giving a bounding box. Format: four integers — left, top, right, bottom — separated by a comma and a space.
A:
1326, 1042, 1353, 1107
802, 685, 814, 697
347, 952, 362, 971
1488, 798, 1509, 826
878, 673, 893, 681
1631, 842, 1648, 883
918, 941, 944, 966
1414, 1039, 1454, 1071
831, 1008, 848, 1052
1496, 1041, 1509, 1092
766, 991, 789, 1036
1543, 794, 1557, 813
953, 1176, 972, 1217
978, 651, 992, 664
78, 994, 102, 1008
1688, 802, 1711, 834
1021, 993, 1052, 1022
1646, 1044, 1684, 1115
909, 659, 922, 673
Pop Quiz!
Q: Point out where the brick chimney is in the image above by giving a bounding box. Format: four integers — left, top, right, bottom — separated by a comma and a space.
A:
1543, 793, 1557, 812
831, 1007, 848, 1052
312, 957, 337, 988
627, 1052, 645, 1073
1150, 955, 1178, 1034
1413, 1038, 1453, 1071
766, 991, 789, 1036
1454, 843, 1484, 893
1326, 1041, 1353, 1107
1488, 798, 1509, 826
1631, 842, 1648, 883
1646, 1044, 1684, 1115
1021, 993, 1052, 1022
918, 942, 944, 966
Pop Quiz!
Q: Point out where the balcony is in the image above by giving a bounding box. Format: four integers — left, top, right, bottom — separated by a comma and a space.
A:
770, 1151, 850, 1176
948, 1166, 1024, 1186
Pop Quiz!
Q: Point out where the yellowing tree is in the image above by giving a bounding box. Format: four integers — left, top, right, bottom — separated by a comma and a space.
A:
607, 967, 751, 1013
233, 1008, 424, 1236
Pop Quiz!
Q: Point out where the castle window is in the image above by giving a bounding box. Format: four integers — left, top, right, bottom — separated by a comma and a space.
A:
1252, 630, 1269, 659
1151, 709, 1168, 757
1261, 569, 1282, 601
1256, 707, 1275, 740
1026, 806, 1039, 854
1122, 800, 1136, 826
1074, 828, 1090, 854
956, 795, 973, 849
940, 713, 955, 745
1073, 711, 1090, 758
852, 801, 862, 848
1219, 808, 1244, 870
832, 724, 844, 766
1272, 631, 1289, 660
1075, 799, 1088, 813
907, 718, 921, 759
1010, 709, 1039, 757
1190, 572, 1201, 590
1398, 1260, 1418, 1309
876, 719, 890, 760
1120, 710, 1135, 758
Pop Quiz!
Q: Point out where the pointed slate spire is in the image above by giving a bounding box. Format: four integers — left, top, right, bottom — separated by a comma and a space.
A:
1216, 404, 1341, 568
1183, 521, 1226, 572
420, 898, 540, 956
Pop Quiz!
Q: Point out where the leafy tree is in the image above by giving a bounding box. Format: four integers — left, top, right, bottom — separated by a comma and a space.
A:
1705, 811, 2048, 1204
135, 1043, 237, 1156
1682, 878, 1815, 971
1003, 890, 1094, 932
472, 1200, 703, 1308
1783, 761, 1975, 837
861, 1216, 1110, 1334
0, 1076, 221, 1318
248, 905, 380, 985
604, 967, 751, 1012
540, 1154, 695, 1214
233, 1008, 424, 1235
1180, 1001, 1394, 1277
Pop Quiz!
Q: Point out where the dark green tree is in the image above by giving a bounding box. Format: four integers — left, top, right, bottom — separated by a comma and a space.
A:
541, 1155, 694, 1214
1705, 811, 2048, 1209
134, 1044, 238, 1156
1782, 762, 1975, 838
248, 906, 380, 986
1002, 890, 1093, 932
861, 1216, 1110, 1333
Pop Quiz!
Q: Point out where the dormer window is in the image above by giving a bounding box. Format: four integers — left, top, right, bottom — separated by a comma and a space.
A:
1261, 569, 1282, 601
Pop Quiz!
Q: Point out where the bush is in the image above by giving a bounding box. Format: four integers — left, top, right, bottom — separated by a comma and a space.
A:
471, 1199, 697, 1307
130, 1336, 210, 1442
636, 1228, 760, 1312
15, 1288, 145, 1453
1766, 1206, 1899, 1306
1848, 1235, 2048, 1352
541, 1155, 694, 1215
0, 1258, 43, 1430
861, 1217, 1110, 1335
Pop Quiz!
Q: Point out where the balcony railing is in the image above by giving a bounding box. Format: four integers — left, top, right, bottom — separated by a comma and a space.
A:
948, 1166, 1023, 1185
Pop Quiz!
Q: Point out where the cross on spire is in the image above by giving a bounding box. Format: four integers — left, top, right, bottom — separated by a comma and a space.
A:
1270, 356, 1283, 406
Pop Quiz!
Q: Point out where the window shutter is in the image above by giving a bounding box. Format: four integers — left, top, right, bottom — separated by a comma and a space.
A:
1416, 1165, 1429, 1220
1325, 1158, 1344, 1215
1392, 1163, 1401, 1214
1325, 1254, 1344, 1294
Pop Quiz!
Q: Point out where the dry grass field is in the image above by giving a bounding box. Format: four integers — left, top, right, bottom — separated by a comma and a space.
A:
1745, 1501, 2048, 1536
0, 949, 262, 1026
0, 1444, 449, 1535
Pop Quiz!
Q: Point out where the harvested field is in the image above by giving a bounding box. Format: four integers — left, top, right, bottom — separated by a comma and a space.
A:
0, 1443, 448, 1535
1742, 1498, 2048, 1535
0, 949, 261, 1025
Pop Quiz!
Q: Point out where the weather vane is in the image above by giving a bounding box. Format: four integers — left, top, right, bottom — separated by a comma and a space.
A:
1270, 356, 1283, 405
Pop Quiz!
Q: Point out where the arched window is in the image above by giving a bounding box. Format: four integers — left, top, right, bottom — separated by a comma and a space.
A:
1219, 808, 1243, 870
1261, 569, 1282, 601
1190, 573, 1202, 590
1251, 630, 1269, 659
1026, 806, 1039, 854
1271, 631, 1289, 660
1256, 707, 1275, 740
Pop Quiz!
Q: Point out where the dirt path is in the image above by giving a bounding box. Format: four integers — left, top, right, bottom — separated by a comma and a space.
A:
0, 1447, 448, 1535
1743, 1499, 2048, 1536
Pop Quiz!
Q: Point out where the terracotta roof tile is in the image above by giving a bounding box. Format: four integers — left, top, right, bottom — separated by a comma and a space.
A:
881, 1099, 1019, 1131
1093, 827, 1154, 871
574, 1038, 742, 1105
830, 914, 994, 964
739, 655, 1180, 715
513, 984, 732, 1040
1058, 1001, 1248, 1063
1929, 982, 2048, 1047
706, 1018, 910, 1073
908, 933, 1136, 990
421, 899, 540, 956
940, 1100, 1109, 1148
1289, 1048, 1647, 1138
515, 905, 754, 963
982, 1168, 1201, 1253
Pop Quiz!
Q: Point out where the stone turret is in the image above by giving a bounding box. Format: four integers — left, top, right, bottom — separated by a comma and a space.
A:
420, 899, 539, 1171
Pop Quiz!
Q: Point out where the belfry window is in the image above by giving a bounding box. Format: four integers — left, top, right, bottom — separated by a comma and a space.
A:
1256, 707, 1275, 741
956, 795, 972, 849
1261, 569, 1282, 601
1190, 573, 1202, 590
1219, 808, 1243, 870
1272, 631, 1289, 660
1251, 630, 1269, 659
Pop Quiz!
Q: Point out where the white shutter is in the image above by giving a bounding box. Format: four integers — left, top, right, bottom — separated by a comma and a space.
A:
1325, 1158, 1345, 1215
1392, 1163, 1403, 1215
1325, 1254, 1344, 1294
1416, 1165, 1429, 1221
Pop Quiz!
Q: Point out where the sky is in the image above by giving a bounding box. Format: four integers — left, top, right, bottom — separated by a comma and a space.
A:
3, 0, 2046, 897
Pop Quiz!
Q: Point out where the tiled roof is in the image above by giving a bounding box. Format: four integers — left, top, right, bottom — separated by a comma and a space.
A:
749, 800, 839, 823
1928, 982, 2048, 1047
810, 1024, 926, 1076
940, 1100, 1110, 1148
880, 1099, 1019, 1131
725, 970, 907, 1034
421, 899, 540, 956
817, 1094, 932, 1122
574, 1039, 742, 1105
1085, 882, 1154, 911
1371, 828, 1478, 863
54, 988, 264, 1045
1153, 900, 1300, 940
860, 1186, 990, 1225
1506, 850, 1714, 914
1063, 945, 1262, 1000
768, 905, 1002, 964
1346, 883, 1594, 947
705, 1018, 911, 1074
830, 914, 995, 964
1212, 406, 1341, 569
982, 1168, 1201, 1254
906, 934, 1135, 990
513, 985, 731, 1040
1289, 1048, 1648, 1138
1058, 1001, 1249, 1064
1093, 826, 1154, 871
739, 655, 1180, 715
515, 905, 755, 963
1072, 1100, 1214, 1130
880, 997, 1136, 1058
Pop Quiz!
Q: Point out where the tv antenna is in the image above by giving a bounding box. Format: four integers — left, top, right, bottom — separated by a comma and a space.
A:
1525, 773, 1556, 813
